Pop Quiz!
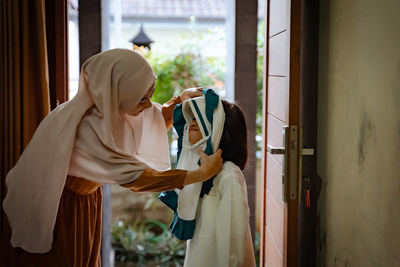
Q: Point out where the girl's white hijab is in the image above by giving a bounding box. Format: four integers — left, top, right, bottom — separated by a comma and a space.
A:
176, 96, 225, 222
3, 49, 170, 253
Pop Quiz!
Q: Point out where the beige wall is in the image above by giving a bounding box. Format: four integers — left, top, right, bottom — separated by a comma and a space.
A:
317, 0, 400, 266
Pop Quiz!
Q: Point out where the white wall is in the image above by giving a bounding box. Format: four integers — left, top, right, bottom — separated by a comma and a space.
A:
109, 21, 227, 58
317, 0, 400, 266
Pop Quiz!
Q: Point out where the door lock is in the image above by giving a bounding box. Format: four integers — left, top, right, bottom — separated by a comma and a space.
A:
267, 126, 315, 202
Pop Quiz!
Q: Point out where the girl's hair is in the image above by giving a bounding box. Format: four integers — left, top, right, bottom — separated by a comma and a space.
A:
219, 99, 248, 170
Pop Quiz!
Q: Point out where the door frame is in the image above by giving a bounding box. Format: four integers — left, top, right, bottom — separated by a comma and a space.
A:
45, 0, 69, 108
298, 0, 320, 266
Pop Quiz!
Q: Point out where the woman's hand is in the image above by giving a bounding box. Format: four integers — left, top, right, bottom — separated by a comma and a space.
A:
197, 149, 223, 178
179, 87, 205, 102
183, 149, 223, 186
162, 87, 204, 130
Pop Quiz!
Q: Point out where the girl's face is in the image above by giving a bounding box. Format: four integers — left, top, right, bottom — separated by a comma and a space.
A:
127, 84, 155, 116
188, 119, 202, 145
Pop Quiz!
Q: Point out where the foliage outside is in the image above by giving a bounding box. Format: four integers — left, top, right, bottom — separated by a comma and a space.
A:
112, 219, 260, 267
256, 21, 265, 142
112, 220, 186, 267
145, 27, 226, 105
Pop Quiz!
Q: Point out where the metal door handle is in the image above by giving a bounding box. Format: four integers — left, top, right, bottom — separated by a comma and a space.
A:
267, 145, 314, 156
302, 148, 314, 156
267, 145, 285, 155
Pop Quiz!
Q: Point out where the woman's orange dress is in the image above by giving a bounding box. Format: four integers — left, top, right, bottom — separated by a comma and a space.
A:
0, 169, 186, 267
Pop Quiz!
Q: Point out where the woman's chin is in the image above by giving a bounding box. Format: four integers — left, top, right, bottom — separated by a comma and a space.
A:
126, 110, 142, 117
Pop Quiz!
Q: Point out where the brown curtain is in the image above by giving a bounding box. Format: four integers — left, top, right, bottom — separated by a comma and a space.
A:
0, 0, 50, 236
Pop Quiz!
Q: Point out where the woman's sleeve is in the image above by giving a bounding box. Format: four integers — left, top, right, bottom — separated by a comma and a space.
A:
120, 169, 187, 192
161, 95, 181, 130
215, 168, 251, 267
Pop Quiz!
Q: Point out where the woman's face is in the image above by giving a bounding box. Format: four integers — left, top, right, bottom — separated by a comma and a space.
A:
188, 119, 203, 145
127, 84, 155, 116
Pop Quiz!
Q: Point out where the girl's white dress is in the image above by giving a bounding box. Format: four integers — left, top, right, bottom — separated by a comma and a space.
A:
184, 161, 256, 267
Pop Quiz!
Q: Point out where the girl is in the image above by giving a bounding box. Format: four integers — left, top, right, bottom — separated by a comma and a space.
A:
160, 89, 256, 267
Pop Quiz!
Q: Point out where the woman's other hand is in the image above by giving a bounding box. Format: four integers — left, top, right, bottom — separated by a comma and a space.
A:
183, 149, 223, 186
179, 87, 205, 102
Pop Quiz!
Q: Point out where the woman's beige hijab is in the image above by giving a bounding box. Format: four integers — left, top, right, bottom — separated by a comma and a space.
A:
3, 49, 170, 253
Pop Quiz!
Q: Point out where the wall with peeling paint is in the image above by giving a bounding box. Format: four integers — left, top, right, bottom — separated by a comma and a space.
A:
317, 0, 400, 266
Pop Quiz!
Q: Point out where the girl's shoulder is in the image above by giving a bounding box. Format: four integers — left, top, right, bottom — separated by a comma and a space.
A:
220, 161, 242, 176
215, 161, 247, 192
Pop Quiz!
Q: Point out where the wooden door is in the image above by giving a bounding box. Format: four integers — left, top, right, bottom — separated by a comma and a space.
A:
260, 0, 302, 266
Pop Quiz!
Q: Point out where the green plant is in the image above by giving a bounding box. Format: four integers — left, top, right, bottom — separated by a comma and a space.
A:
146, 52, 224, 104
111, 219, 186, 266
255, 231, 260, 266
256, 20, 265, 151
140, 28, 225, 106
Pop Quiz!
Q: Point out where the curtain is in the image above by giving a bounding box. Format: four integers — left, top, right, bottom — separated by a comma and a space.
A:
0, 0, 50, 237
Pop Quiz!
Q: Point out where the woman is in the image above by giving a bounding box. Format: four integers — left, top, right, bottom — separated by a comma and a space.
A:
0, 49, 222, 266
